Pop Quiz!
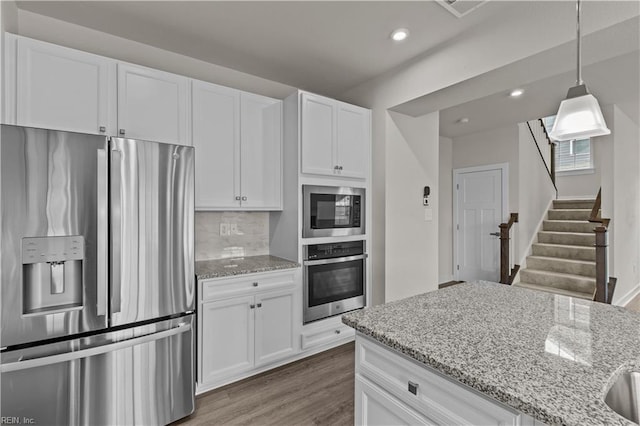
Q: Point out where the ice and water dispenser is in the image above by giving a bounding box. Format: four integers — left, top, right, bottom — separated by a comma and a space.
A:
21, 236, 84, 315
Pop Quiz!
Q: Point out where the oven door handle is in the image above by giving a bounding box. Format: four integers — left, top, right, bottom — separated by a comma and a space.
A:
303, 254, 367, 266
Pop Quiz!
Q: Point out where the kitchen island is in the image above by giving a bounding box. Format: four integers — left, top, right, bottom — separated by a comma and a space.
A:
342, 281, 640, 426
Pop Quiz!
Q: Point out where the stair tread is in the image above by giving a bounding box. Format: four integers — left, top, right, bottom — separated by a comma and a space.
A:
521, 268, 596, 282
539, 231, 594, 236
514, 282, 593, 299
544, 219, 592, 223
527, 255, 596, 265
548, 209, 592, 212
533, 242, 595, 250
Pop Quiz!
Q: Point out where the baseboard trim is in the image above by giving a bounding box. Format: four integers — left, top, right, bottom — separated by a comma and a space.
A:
614, 282, 640, 307
438, 280, 464, 289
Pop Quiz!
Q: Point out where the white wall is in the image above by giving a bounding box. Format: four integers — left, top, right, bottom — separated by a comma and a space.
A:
12, 9, 295, 99
385, 111, 439, 302
517, 123, 557, 266
439, 136, 453, 283
610, 105, 640, 305
452, 125, 520, 215
555, 139, 604, 199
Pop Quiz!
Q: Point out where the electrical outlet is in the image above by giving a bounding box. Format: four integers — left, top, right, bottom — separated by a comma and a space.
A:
230, 223, 238, 235
220, 223, 230, 236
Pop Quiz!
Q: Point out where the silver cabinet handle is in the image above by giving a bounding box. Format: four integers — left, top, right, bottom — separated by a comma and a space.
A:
256, 303, 262, 308
335, 329, 341, 334
119, 129, 125, 136
99, 126, 106, 133
96, 148, 108, 316
253, 282, 259, 287
408, 381, 419, 395
250, 304, 255, 309
334, 165, 339, 170
338, 166, 343, 170
235, 196, 241, 201
241, 196, 247, 201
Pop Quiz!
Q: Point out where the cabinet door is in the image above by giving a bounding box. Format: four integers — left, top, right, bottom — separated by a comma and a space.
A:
117, 63, 188, 145
192, 81, 241, 209
240, 93, 282, 210
355, 375, 434, 426
15, 37, 115, 135
255, 288, 296, 366
336, 102, 370, 179
200, 296, 255, 384
300, 93, 336, 176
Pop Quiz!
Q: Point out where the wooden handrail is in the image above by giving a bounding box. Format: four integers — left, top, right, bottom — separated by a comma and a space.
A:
526, 121, 557, 194
538, 118, 557, 187
499, 213, 519, 284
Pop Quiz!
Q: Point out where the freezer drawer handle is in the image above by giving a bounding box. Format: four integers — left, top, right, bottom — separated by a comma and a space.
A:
1, 322, 192, 373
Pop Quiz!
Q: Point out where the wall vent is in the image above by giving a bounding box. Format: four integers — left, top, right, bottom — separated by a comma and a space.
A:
437, 0, 489, 18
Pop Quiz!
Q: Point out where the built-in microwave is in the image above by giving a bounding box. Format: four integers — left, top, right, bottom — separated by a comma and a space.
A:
302, 185, 365, 238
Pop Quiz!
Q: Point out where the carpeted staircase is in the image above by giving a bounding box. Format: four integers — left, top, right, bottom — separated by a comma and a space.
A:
513, 199, 597, 300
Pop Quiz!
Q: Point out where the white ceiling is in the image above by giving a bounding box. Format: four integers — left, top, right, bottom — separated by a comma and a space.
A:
14, 1, 637, 99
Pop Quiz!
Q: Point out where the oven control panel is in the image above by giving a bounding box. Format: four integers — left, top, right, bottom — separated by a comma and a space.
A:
305, 240, 365, 260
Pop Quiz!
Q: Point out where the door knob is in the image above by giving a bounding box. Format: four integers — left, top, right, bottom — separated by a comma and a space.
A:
489, 232, 501, 237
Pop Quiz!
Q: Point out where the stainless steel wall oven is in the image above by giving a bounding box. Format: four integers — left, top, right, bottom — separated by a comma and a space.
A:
302, 185, 365, 238
303, 240, 366, 323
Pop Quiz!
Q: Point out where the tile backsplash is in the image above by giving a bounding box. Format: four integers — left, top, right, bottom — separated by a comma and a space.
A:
195, 212, 269, 261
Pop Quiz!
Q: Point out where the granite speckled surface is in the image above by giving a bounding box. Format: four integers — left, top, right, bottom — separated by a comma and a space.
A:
342, 281, 640, 426
195, 255, 299, 279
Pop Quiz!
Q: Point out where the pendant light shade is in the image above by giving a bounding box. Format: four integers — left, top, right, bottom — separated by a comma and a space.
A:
548, 85, 610, 141
549, 0, 610, 141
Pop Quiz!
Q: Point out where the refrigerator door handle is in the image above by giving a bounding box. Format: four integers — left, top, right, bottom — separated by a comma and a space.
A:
1, 321, 192, 373
110, 148, 122, 314
96, 148, 108, 316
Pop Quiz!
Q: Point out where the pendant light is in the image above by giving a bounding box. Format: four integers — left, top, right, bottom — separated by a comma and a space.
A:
548, 0, 610, 141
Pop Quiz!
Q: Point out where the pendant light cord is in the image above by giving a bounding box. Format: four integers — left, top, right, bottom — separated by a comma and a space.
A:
576, 0, 583, 85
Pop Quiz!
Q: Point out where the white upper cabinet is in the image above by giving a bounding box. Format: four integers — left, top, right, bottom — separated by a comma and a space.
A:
192, 82, 282, 211
300, 93, 335, 176
10, 36, 116, 135
240, 92, 282, 210
336, 102, 370, 179
192, 80, 241, 209
117, 63, 189, 145
300, 92, 370, 179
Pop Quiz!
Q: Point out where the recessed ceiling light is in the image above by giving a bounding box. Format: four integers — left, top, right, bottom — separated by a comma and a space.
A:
510, 89, 524, 97
390, 28, 410, 42
458, 117, 470, 124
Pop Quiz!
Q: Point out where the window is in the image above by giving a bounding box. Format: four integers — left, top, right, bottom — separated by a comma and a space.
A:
543, 116, 593, 173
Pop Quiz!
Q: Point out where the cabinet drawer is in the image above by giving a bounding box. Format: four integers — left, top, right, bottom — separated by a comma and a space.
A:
356, 337, 522, 426
201, 270, 296, 302
356, 374, 434, 426
301, 322, 354, 350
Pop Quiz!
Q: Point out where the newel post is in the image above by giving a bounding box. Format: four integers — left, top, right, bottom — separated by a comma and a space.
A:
594, 226, 609, 303
499, 223, 510, 284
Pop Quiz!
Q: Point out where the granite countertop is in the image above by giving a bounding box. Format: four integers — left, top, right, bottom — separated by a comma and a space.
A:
342, 281, 640, 426
195, 255, 300, 279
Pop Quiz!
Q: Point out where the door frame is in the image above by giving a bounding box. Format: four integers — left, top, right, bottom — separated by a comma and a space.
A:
452, 163, 509, 281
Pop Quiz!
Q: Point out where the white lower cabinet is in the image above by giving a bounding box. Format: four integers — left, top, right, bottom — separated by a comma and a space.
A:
355, 335, 544, 426
198, 270, 299, 391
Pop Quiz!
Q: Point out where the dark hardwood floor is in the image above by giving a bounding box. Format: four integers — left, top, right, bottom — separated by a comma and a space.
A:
176, 294, 640, 425
176, 342, 355, 426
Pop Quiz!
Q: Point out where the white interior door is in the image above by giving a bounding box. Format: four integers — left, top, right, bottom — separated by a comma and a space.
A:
455, 166, 505, 282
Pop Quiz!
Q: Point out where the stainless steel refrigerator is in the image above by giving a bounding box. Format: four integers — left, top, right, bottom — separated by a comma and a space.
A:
0, 125, 195, 425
